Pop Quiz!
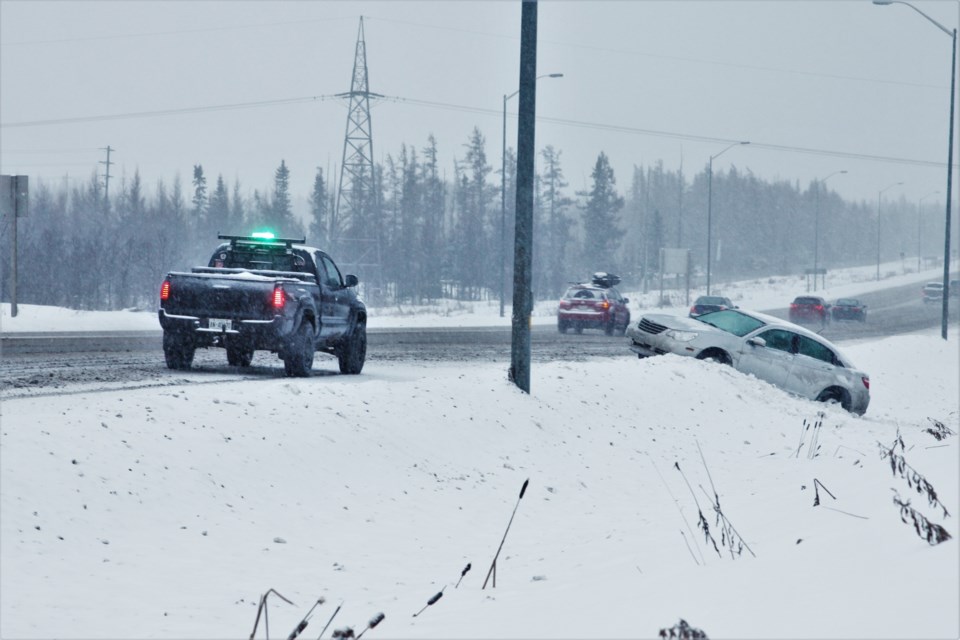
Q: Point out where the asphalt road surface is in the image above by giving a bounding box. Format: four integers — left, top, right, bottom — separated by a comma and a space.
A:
2, 279, 956, 399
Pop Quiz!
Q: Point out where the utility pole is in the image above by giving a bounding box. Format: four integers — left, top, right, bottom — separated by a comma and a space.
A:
509, 1, 537, 393
99, 146, 114, 209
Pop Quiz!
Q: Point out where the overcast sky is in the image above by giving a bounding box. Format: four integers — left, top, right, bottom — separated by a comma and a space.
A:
2, 0, 959, 211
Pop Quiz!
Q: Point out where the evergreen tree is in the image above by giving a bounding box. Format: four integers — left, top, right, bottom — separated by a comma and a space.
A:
191, 164, 207, 223
538, 145, 574, 298
308, 167, 329, 247
579, 152, 624, 274
207, 174, 230, 239
272, 159, 293, 232
419, 134, 446, 300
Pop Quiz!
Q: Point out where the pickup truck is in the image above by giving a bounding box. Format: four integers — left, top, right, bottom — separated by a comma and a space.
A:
158, 233, 367, 376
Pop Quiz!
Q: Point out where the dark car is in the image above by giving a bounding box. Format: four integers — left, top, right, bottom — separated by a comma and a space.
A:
789, 296, 831, 326
558, 272, 631, 335
951, 279, 960, 297
832, 298, 867, 322
690, 295, 737, 318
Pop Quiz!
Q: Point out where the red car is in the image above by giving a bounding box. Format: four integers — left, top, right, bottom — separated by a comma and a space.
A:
558, 273, 631, 335
789, 296, 831, 326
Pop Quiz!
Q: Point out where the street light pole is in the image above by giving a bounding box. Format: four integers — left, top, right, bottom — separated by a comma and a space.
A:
918, 190, 939, 272
813, 170, 847, 291
874, 0, 954, 339
706, 141, 749, 295
500, 72, 563, 318
876, 181, 904, 281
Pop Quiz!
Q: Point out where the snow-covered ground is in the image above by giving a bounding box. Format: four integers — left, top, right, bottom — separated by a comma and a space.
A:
1, 261, 958, 639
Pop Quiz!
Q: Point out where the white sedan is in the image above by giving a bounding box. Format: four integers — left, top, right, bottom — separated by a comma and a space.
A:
626, 308, 870, 415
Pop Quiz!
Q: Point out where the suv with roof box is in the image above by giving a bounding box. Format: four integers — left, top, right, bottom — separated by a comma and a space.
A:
557, 272, 631, 335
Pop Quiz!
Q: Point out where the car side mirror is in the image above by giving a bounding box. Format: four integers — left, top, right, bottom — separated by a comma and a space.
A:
623, 297, 630, 304
344, 274, 359, 288
747, 336, 766, 348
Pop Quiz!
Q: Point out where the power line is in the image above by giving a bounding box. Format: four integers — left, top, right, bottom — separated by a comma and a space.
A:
1, 16, 354, 47
0, 91, 946, 170
0, 95, 341, 128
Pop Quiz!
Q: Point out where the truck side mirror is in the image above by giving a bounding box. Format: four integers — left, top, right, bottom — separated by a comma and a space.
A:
344, 274, 359, 288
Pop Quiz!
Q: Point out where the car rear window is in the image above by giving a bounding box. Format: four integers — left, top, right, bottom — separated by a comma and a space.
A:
836, 298, 857, 306
793, 297, 821, 305
695, 309, 766, 337
564, 288, 597, 300
696, 296, 727, 305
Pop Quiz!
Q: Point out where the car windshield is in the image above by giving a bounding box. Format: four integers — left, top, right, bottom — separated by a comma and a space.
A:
694, 309, 766, 337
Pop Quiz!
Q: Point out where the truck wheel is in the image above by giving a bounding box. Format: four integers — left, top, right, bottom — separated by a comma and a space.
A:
226, 342, 254, 367
338, 321, 367, 375
283, 323, 314, 377
163, 331, 195, 370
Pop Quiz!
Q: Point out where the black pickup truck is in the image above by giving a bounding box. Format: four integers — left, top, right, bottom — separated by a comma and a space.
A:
158, 233, 367, 376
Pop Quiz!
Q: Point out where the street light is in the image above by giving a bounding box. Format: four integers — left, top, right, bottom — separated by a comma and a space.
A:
813, 170, 847, 291
918, 190, 939, 272
500, 72, 563, 318
876, 181, 904, 281
706, 140, 749, 295
874, 0, 955, 339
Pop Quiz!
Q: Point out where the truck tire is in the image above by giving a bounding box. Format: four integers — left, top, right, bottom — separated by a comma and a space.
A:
283, 322, 314, 377
338, 321, 367, 375
163, 331, 195, 370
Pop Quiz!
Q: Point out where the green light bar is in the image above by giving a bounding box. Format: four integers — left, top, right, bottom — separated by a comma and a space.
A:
251, 231, 276, 240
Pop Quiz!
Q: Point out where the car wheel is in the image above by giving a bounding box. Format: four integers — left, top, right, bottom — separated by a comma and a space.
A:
338, 321, 367, 375
283, 322, 314, 377
574, 323, 583, 334
558, 319, 568, 334
604, 318, 615, 336
696, 348, 731, 365
816, 387, 851, 412
163, 331, 195, 370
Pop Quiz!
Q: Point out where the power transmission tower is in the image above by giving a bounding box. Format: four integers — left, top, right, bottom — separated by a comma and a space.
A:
333, 16, 384, 301
99, 145, 114, 208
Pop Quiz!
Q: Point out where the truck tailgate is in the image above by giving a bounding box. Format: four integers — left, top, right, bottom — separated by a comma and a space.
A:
164, 271, 285, 319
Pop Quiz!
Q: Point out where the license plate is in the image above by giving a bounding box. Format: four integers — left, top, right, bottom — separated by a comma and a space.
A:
208, 318, 231, 331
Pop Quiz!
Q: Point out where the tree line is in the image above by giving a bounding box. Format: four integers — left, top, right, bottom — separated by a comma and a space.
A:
1, 127, 941, 312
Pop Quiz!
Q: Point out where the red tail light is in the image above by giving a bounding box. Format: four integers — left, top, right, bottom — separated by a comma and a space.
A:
690, 306, 696, 314
814, 304, 823, 311
559, 300, 571, 309
862, 376, 870, 390
160, 280, 171, 301
272, 286, 285, 309
600, 300, 611, 310
790, 303, 798, 309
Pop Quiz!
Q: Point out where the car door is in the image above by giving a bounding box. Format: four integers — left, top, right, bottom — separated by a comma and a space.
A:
787, 335, 841, 400
736, 328, 797, 389
315, 251, 350, 340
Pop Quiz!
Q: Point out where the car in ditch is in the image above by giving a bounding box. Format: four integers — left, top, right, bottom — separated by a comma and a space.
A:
625, 308, 870, 415
557, 272, 631, 335
831, 298, 867, 322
